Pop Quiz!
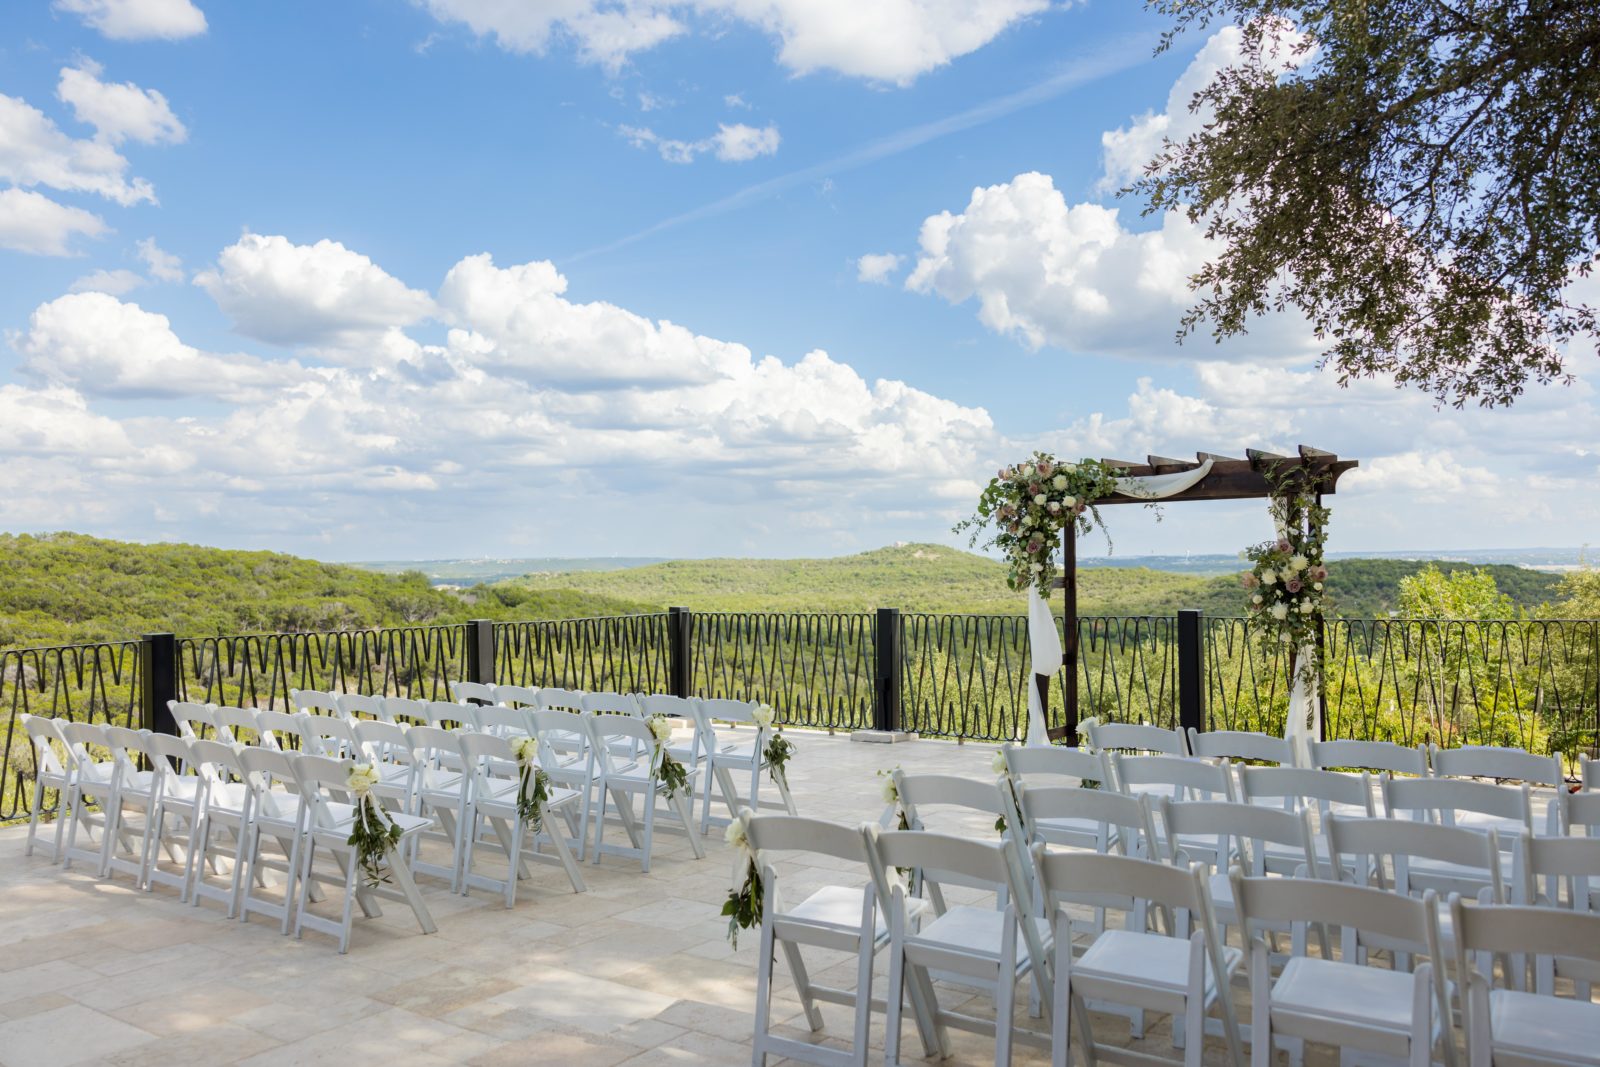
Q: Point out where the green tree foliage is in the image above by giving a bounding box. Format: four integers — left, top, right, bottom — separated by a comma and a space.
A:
1140, 0, 1600, 407
1397, 564, 1517, 619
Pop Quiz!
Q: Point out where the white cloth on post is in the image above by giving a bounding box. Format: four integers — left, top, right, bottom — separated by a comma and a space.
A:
1025, 585, 1061, 747
1271, 496, 1321, 766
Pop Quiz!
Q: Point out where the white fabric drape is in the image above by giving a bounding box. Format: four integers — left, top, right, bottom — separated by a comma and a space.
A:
1024, 585, 1061, 747
1272, 497, 1321, 766
1023, 459, 1217, 746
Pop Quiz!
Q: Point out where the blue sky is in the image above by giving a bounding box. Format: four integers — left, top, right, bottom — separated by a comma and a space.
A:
2, 0, 1595, 563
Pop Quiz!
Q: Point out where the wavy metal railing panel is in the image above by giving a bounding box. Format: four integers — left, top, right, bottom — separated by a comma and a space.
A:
1, 641, 141, 821
901, 614, 1180, 741
494, 614, 671, 694
177, 626, 467, 709
690, 612, 874, 730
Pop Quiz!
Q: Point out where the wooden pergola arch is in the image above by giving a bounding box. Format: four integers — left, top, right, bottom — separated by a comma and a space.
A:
1043, 445, 1359, 742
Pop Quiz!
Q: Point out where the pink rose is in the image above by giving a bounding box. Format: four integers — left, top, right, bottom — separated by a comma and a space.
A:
1241, 573, 1258, 589
1037, 460, 1054, 477
1028, 482, 1043, 496
1276, 539, 1291, 553
1027, 538, 1043, 553
1312, 565, 1327, 581
1286, 579, 1302, 593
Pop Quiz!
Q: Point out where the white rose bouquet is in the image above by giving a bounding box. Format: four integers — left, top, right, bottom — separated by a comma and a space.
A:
954, 452, 1125, 592
754, 704, 795, 787
345, 762, 401, 888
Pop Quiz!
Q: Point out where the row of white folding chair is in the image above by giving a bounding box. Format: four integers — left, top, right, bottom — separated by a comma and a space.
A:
22, 717, 436, 952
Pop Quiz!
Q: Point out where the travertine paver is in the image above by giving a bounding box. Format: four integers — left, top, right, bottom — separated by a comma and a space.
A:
0, 731, 1246, 1066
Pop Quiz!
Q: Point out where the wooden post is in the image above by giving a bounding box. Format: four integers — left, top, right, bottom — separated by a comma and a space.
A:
1313, 489, 1328, 741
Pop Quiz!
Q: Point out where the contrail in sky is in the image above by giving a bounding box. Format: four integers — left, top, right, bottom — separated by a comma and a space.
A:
565, 32, 1157, 264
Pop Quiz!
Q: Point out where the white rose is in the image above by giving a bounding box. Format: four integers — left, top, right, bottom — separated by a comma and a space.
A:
649, 716, 674, 743
1052, 474, 1068, 490
724, 819, 749, 852
1300, 601, 1314, 614
1260, 569, 1277, 585
1288, 554, 1308, 572
991, 750, 1008, 775
1047, 501, 1061, 514
1061, 495, 1076, 509
1270, 602, 1289, 621
1020, 463, 1034, 478
1033, 493, 1047, 506
752, 704, 775, 729
1063, 463, 1078, 473
1252, 594, 1263, 604
1030, 562, 1043, 573
880, 777, 898, 805
1314, 581, 1324, 590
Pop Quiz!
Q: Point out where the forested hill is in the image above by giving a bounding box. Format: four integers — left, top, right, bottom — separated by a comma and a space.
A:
0, 534, 1573, 650
505, 543, 1566, 618
0, 532, 649, 648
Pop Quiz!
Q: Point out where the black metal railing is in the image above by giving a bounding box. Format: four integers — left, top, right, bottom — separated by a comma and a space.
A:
178, 625, 468, 710
1, 641, 142, 821
5, 610, 1599, 824
493, 613, 672, 695
690, 611, 874, 730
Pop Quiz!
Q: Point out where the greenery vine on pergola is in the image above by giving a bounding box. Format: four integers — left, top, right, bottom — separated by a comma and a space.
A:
1042, 445, 1360, 742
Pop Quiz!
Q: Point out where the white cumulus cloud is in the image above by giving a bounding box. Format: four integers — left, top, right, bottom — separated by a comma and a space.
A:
194, 233, 437, 347
0, 187, 107, 255
137, 236, 184, 282
70, 267, 145, 295
54, 0, 207, 40
0, 93, 156, 206
418, 0, 1047, 84
619, 121, 779, 164
57, 59, 187, 146
856, 252, 903, 284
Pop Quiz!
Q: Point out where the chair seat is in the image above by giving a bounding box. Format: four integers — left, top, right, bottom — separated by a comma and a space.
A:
781, 885, 931, 938
1078, 929, 1238, 995
913, 905, 1050, 972
206, 781, 250, 814
1273, 957, 1418, 1032
1488, 989, 1600, 1065
162, 777, 204, 803
119, 770, 158, 797
1450, 811, 1530, 839
1035, 816, 1117, 843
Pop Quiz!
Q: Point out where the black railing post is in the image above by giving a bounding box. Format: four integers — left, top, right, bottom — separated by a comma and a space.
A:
141, 632, 178, 736
668, 607, 692, 699
1177, 609, 1203, 737
465, 619, 495, 685
874, 608, 902, 733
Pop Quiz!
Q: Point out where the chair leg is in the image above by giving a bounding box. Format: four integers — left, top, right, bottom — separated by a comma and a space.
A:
542, 809, 587, 893
387, 843, 437, 934
640, 789, 655, 873
502, 816, 523, 909
780, 938, 824, 1031
337, 844, 359, 954
52, 787, 70, 862
885, 914, 907, 1067
994, 916, 1017, 1067
461, 806, 478, 897
851, 932, 874, 1067
671, 789, 704, 859
591, 780, 609, 865
25, 777, 44, 857
752, 916, 777, 1067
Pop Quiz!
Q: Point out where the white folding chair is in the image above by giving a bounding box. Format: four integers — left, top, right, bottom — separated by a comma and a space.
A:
1084, 721, 1190, 757
1384, 776, 1531, 881
382, 695, 428, 725
1003, 745, 1120, 852
745, 813, 931, 1067
494, 684, 542, 708
1231, 872, 1457, 1067
1158, 799, 1317, 940
1006, 782, 1158, 860
696, 696, 796, 833
336, 692, 391, 722
450, 680, 498, 705
1112, 754, 1237, 868
421, 699, 478, 731
456, 731, 586, 905
187, 738, 254, 917
167, 700, 217, 740
1584, 755, 1598, 791
58, 721, 120, 876
211, 704, 265, 745
289, 753, 436, 953
583, 713, 704, 871
236, 745, 310, 934
351, 718, 420, 814
1516, 831, 1600, 913
1190, 729, 1294, 768
1310, 739, 1430, 778
299, 713, 360, 759
1431, 745, 1564, 834
143, 731, 206, 900
1036, 848, 1243, 1067
20, 715, 74, 862
863, 826, 1050, 1066
583, 690, 647, 761
1451, 900, 1600, 1067
100, 725, 161, 886
288, 688, 344, 717
639, 693, 705, 772
1239, 764, 1377, 876
526, 707, 599, 855
406, 724, 472, 891
255, 709, 312, 752
895, 770, 1020, 910
536, 686, 587, 713
1562, 790, 1600, 838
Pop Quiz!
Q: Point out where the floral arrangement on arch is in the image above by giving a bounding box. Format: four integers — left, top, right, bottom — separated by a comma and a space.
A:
955, 453, 1124, 592
1241, 478, 1331, 687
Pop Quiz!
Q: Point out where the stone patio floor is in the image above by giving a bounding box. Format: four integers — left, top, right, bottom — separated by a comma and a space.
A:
0, 731, 1257, 1067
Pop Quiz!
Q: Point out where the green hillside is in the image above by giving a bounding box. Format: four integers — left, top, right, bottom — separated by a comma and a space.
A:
504, 544, 1565, 619
0, 532, 649, 649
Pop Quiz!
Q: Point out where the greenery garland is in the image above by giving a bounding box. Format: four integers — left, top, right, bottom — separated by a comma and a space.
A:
1242, 469, 1332, 691
955, 453, 1124, 592
648, 714, 690, 799
512, 737, 550, 829
721, 819, 762, 948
